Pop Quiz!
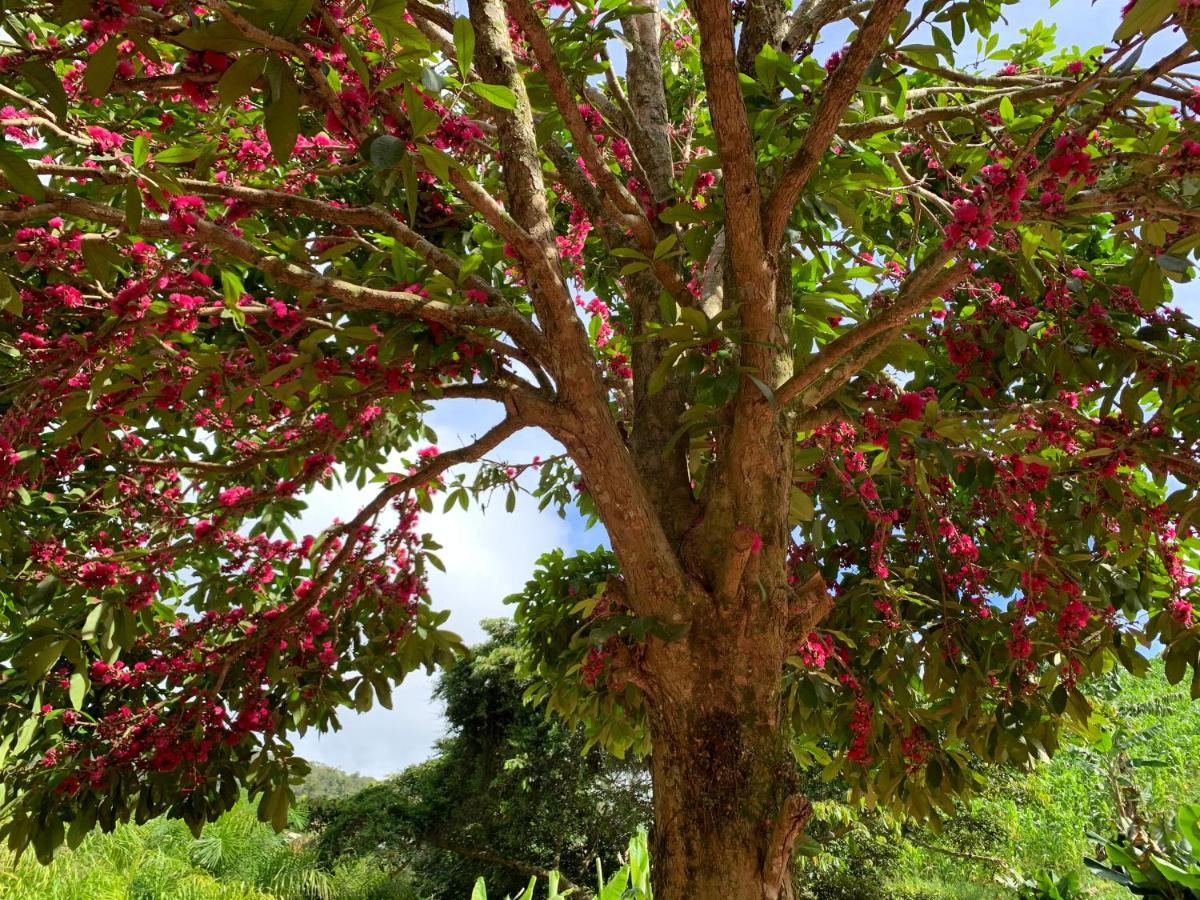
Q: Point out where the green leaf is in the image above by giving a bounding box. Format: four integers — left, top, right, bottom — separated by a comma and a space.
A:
81, 240, 113, 282
132, 134, 149, 167
18, 61, 69, 121
790, 491, 815, 522
1156, 254, 1191, 274
353, 680, 373, 711
85, 38, 120, 97
264, 68, 301, 165
82, 602, 107, 642
17, 636, 67, 685
154, 147, 200, 165
221, 270, 245, 306
418, 144, 454, 182
658, 203, 702, 225
368, 135, 408, 171
66, 807, 96, 851
0, 147, 45, 200
404, 83, 438, 138
747, 375, 776, 408
125, 181, 143, 233
217, 51, 268, 107
176, 21, 259, 52
1114, 0, 1177, 41
272, 0, 314, 34
998, 95, 1015, 124
338, 33, 370, 87
469, 83, 517, 110
420, 66, 446, 93
454, 17, 475, 79
69, 670, 88, 711
1050, 683, 1068, 714
14, 717, 37, 755
1164, 644, 1188, 685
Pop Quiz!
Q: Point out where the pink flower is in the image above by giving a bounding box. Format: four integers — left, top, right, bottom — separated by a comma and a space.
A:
167, 195, 206, 235
218, 486, 254, 507
85, 126, 124, 151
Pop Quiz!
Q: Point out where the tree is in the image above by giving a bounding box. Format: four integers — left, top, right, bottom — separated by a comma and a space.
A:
296, 762, 376, 801
309, 620, 650, 898
0, 0, 1198, 895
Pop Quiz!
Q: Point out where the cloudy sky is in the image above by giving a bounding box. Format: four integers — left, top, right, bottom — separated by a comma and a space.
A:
294, 0, 1200, 777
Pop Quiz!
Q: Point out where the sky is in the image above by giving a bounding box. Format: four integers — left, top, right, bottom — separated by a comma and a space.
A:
294, 0, 1200, 778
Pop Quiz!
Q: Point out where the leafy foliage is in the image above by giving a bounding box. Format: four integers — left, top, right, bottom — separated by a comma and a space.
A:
311, 620, 650, 899
468, 827, 652, 900
296, 764, 376, 802
0, 0, 1198, 889
1085, 805, 1200, 899
0, 797, 416, 900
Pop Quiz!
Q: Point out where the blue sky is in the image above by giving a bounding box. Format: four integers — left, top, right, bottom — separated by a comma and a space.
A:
294, 0, 1200, 777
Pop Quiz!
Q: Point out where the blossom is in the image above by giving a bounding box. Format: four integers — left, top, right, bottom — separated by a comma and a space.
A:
217, 486, 254, 507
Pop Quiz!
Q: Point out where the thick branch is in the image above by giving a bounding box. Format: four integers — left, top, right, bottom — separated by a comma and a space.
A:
763, 0, 906, 248
777, 249, 968, 409
506, 0, 691, 307
690, 0, 767, 271
620, 5, 677, 202
736, 0, 787, 75
762, 794, 814, 900
787, 571, 833, 637
781, 0, 870, 53
505, 0, 644, 220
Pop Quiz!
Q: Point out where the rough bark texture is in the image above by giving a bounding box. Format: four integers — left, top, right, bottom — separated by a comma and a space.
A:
644, 584, 804, 899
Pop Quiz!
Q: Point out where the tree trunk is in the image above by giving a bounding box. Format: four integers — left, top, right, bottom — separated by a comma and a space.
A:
644, 609, 806, 900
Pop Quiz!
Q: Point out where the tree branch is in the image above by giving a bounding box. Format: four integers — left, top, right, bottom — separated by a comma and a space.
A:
762, 793, 814, 900
781, 0, 870, 54
25, 162, 548, 354
777, 249, 968, 409
620, 5, 676, 202
763, 0, 906, 248
0, 193, 542, 347
505, 0, 644, 220
690, 0, 767, 272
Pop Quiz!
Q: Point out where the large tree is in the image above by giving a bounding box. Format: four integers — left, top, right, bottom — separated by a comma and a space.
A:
0, 0, 1199, 895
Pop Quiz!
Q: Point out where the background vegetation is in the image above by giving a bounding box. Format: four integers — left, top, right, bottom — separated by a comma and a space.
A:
2, 629, 1196, 899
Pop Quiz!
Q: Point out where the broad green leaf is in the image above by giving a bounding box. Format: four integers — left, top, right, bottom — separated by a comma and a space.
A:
469, 83, 517, 110
264, 68, 300, 165
454, 17, 475, 79
0, 147, 45, 200
84, 38, 119, 97
217, 51, 268, 107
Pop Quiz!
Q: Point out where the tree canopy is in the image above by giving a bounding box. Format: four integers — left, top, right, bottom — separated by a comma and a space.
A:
0, 0, 1199, 893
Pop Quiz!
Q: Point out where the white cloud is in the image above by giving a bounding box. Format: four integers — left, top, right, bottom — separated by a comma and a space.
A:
291, 399, 573, 777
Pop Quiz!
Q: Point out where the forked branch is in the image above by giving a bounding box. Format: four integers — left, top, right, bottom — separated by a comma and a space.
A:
764, 0, 907, 248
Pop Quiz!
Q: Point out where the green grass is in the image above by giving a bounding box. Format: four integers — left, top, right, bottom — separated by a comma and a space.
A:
0, 800, 416, 900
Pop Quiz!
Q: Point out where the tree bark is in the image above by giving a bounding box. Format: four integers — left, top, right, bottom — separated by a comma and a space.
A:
641, 583, 809, 899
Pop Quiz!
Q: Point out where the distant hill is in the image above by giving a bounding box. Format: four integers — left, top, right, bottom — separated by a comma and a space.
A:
299, 762, 378, 800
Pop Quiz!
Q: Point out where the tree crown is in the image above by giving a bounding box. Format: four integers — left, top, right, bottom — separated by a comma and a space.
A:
0, 0, 1198, 863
